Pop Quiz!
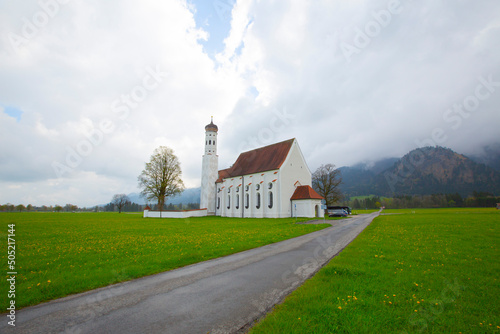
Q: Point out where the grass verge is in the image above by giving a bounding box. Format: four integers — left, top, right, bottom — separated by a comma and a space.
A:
249, 208, 499, 333
0, 213, 329, 310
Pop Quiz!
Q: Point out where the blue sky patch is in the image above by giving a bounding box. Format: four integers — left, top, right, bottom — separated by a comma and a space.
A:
3, 105, 23, 122
190, 0, 235, 58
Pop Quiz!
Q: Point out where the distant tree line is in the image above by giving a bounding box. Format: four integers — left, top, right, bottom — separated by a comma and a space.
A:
1, 203, 82, 212
0, 201, 201, 213
342, 191, 500, 209
102, 201, 144, 213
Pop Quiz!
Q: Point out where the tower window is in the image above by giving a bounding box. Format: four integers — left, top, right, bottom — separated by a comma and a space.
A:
209, 140, 211, 145
213, 140, 215, 145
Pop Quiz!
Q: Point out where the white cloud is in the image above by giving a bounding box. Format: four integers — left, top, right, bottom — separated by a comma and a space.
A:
219, 0, 500, 168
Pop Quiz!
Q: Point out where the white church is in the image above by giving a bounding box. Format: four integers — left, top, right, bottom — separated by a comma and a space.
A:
200, 118, 324, 218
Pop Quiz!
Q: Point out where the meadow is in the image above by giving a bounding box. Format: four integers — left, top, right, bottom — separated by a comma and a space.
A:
0, 213, 328, 310
250, 208, 500, 333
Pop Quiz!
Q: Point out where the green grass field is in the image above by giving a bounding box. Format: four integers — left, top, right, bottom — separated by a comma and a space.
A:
250, 208, 500, 333
0, 213, 328, 310
351, 209, 379, 215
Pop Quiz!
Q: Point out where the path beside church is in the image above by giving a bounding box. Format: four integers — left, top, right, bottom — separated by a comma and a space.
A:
4, 212, 379, 334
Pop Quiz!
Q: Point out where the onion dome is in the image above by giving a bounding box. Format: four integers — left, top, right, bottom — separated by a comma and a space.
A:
205, 116, 218, 132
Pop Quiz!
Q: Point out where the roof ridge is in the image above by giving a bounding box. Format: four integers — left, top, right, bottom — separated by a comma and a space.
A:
237, 138, 295, 155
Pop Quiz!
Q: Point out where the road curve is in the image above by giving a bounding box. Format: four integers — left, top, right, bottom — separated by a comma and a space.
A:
2, 212, 379, 334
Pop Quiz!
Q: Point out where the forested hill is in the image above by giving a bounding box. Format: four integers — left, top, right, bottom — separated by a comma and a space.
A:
340, 146, 500, 197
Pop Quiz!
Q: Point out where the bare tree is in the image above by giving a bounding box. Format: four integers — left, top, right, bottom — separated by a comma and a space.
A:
138, 146, 185, 217
312, 163, 343, 206
111, 194, 129, 213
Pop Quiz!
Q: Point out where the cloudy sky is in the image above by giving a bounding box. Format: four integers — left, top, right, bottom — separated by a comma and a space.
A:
1, 0, 499, 207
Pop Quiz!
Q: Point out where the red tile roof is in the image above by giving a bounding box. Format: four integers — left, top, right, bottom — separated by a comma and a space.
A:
290, 185, 324, 200
216, 168, 231, 183
219, 139, 295, 179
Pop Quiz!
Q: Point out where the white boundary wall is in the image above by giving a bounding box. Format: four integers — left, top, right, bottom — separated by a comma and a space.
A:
144, 209, 208, 218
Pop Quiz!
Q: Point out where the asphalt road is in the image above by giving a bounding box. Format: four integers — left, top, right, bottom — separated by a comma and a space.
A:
3, 212, 379, 334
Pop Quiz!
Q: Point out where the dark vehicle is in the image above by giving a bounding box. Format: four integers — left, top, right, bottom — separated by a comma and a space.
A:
327, 206, 351, 215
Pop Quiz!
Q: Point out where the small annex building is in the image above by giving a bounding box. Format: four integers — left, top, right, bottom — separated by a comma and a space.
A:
200, 118, 324, 218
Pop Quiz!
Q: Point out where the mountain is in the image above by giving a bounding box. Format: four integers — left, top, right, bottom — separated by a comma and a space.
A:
127, 188, 201, 205
339, 158, 399, 196
339, 146, 500, 197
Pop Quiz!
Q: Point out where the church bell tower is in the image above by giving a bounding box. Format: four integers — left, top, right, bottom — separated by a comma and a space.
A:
200, 117, 218, 215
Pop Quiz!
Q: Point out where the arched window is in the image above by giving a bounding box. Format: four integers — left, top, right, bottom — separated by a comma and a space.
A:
268, 191, 273, 209
209, 140, 212, 145
256, 184, 260, 191
256, 193, 261, 209
268, 182, 273, 189
245, 185, 249, 192
213, 140, 216, 145
217, 197, 220, 209
236, 194, 239, 209
227, 195, 230, 209
245, 193, 249, 209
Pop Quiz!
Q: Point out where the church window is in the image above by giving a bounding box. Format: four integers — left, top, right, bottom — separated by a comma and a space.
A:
268, 192, 273, 209
209, 140, 212, 145
256, 184, 260, 191
245, 185, 249, 192
228, 188, 230, 193
256, 193, 261, 209
236, 186, 240, 192
217, 197, 220, 209
227, 195, 231, 209
268, 182, 273, 189
236, 194, 239, 209
245, 193, 249, 209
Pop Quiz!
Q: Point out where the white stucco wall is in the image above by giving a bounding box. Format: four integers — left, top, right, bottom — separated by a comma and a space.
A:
144, 209, 208, 218
291, 199, 323, 218
200, 128, 218, 215
217, 170, 280, 218
279, 140, 313, 217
